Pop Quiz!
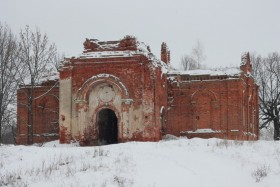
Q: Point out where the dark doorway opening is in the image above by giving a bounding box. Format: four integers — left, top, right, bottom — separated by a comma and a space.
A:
98, 109, 118, 145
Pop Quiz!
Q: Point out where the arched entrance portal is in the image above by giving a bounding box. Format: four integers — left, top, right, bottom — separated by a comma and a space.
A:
98, 109, 118, 145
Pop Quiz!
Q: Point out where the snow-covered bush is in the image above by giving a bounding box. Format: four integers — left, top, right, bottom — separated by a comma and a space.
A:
251, 164, 270, 182
0, 171, 27, 187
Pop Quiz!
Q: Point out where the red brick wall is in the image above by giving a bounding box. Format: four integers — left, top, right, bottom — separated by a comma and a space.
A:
166, 73, 258, 140
16, 83, 59, 145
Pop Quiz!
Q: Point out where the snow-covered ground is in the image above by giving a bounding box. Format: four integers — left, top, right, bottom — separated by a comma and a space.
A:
1, 137, 280, 187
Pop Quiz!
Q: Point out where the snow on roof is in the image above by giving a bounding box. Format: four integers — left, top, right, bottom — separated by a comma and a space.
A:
78, 50, 135, 58
83, 39, 121, 52
168, 67, 241, 77
37, 71, 59, 84
74, 38, 169, 74
93, 40, 120, 50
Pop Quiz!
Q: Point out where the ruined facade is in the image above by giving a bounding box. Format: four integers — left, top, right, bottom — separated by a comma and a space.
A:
167, 58, 259, 140
16, 36, 259, 145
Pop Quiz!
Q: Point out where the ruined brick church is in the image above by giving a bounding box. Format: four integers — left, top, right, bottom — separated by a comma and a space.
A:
16, 36, 259, 145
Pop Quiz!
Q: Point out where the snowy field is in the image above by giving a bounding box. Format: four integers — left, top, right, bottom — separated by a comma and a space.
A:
1, 137, 280, 187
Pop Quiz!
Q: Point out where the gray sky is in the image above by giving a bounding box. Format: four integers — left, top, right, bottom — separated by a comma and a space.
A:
1, 0, 280, 69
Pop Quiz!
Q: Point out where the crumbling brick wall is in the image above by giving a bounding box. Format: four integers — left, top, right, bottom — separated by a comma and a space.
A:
166, 54, 259, 140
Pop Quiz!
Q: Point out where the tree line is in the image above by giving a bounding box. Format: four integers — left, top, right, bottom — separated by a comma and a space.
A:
0, 22, 59, 144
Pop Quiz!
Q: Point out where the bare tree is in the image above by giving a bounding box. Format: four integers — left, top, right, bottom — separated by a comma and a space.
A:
181, 55, 197, 70
16, 26, 57, 144
181, 39, 206, 70
0, 22, 18, 144
54, 52, 65, 71
251, 52, 280, 140
192, 39, 206, 68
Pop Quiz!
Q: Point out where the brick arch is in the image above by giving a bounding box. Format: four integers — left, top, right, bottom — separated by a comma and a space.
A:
94, 105, 121, 145
77, 74, 133, 145
190, 89, 218, 130
76, 74, 130, 102
190, 89, 217, 102
94, 105, 121, 122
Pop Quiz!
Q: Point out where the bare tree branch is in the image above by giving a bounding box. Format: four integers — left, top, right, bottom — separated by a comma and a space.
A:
0, 22, 18, 144
251, 52, 280, 140
180, 39, 206, 70
16, 26, 57, 144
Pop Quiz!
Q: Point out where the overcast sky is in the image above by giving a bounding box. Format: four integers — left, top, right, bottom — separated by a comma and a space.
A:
1, 0, 280, 69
